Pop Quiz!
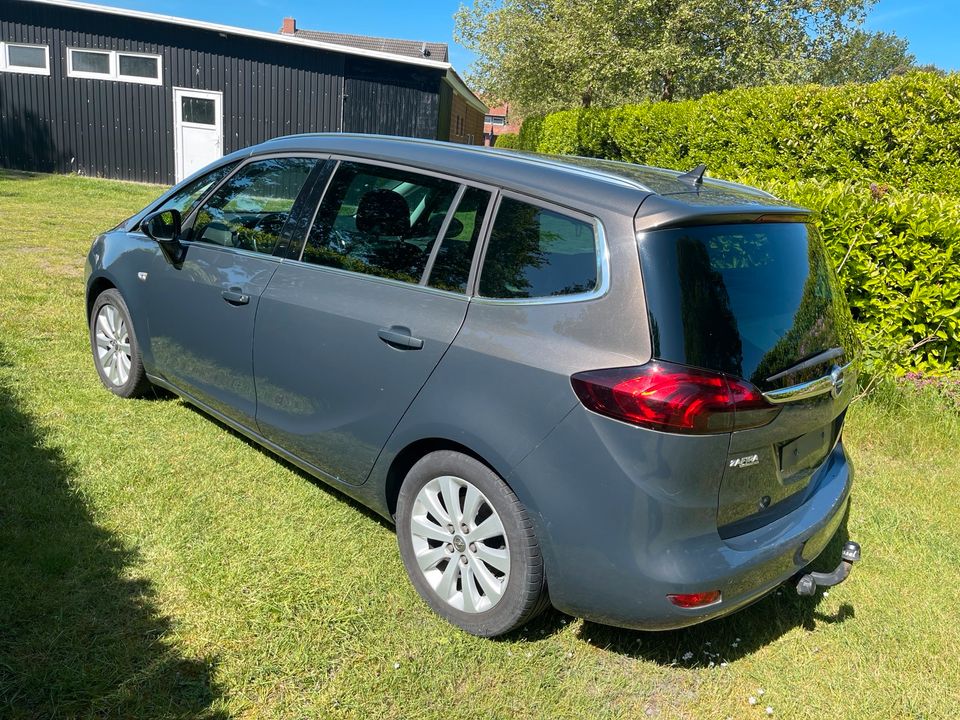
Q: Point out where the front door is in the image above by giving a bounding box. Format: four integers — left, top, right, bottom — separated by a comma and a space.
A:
146, 156, 321, 427
173, 88, 223, 182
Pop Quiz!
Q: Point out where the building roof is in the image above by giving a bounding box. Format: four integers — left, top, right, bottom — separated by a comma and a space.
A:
26, 0, 485, 112
292, 29, 447, 63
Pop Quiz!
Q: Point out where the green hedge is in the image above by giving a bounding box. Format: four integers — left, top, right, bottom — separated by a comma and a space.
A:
492, 133, 521, 149
517, 73, 960, 195
746, 179, 960, 375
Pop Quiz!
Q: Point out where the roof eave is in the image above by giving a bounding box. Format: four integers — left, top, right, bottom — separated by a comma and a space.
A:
29, 0, 453, 71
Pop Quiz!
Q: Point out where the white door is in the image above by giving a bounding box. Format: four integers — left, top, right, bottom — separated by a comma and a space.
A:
173, 88, 223, 182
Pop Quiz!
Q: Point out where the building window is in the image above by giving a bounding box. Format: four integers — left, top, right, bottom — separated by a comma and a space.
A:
485, 115, 506, 126
0, 42, 50, 76
455, 115, 463, 136
67, 48, 162, 85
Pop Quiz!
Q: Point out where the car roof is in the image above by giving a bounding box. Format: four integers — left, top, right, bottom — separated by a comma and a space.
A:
250, 133, 809, 227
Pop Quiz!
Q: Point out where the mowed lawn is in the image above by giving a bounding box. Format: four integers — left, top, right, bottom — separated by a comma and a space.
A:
1, 169, 958, 719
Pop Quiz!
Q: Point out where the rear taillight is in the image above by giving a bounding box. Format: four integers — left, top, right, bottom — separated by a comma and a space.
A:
570, 360, 779, 434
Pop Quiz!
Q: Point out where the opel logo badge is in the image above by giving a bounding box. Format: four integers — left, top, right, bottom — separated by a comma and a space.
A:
829, 365, 844, 399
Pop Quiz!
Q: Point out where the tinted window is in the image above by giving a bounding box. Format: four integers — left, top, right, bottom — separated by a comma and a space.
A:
303, 161, 459, 284
151, 162, 237, 218
638, 223, 858, 388
478, 197, 597, 299
190, 157, 317, 255
427, 186, 491, 293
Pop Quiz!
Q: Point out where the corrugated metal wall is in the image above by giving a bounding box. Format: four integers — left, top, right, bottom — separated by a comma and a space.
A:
341, 56, 440, 140
0, 1, 446, 184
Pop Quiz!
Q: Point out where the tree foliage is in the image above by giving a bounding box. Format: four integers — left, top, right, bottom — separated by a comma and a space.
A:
455, 0, 915, 115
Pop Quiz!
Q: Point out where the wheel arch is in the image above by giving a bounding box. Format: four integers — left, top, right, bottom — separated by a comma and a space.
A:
383, 437, 512, 520
86, 274, 118, 320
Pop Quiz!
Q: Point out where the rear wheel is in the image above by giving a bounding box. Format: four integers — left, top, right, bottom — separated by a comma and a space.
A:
89, 289, 151, 398
396, 450, 549, 637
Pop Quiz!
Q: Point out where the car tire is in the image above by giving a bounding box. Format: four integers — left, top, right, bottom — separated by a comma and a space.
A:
396, 450, 550, 637
89, 288, 151, 398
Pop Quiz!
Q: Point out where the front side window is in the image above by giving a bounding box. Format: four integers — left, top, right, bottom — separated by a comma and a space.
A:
302, 161, 459, 284
150, 161, 238, 219
190, 157, 318, 255
478, 197, 598, 299
1, 43, 50, 75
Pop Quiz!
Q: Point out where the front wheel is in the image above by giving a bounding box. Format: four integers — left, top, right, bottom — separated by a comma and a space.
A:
396, 451, 549, 637
89, 288, 151, 398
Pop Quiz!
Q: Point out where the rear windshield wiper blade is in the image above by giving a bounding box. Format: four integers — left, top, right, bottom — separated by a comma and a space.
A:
766, 347, 845, 384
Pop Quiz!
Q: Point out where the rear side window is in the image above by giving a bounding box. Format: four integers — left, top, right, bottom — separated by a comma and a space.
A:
427, 186, 492, 293
478, 197, 598, 299
303, 161, 459, 285
190, 157, 317, 255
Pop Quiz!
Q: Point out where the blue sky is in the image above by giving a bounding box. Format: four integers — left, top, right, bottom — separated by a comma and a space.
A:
93, 0, 959, 73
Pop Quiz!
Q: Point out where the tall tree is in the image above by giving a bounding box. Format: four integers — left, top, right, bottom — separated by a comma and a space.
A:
815, 30, 916, 85
455, 0, 907, 115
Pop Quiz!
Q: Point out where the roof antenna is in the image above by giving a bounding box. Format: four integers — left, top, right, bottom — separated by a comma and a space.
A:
677, 163, 707, 188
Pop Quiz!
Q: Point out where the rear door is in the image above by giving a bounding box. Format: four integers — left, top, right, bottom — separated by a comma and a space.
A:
145, 156, 322, 428
253, 160, 492, 485
637, 222, 859, 534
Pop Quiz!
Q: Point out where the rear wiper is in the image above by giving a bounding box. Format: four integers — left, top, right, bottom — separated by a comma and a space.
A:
766, 347, 845, 384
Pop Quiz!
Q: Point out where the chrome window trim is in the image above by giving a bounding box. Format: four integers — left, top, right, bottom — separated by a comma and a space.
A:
762, 362, 855, 405
471, 191, 610, 306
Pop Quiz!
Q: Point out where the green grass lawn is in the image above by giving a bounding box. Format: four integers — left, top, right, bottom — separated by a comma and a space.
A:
1, 169, 958, 719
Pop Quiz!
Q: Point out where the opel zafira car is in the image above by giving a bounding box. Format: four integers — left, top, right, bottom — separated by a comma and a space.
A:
85, 134, 862, 636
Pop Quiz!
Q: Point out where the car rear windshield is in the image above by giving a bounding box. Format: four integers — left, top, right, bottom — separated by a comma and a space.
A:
637, 223, 857, 390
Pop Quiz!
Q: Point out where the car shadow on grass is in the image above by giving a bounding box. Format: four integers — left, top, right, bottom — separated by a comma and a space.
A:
574, 510, 856, 665
0, 346, 227, 719
177, 400, 395, 532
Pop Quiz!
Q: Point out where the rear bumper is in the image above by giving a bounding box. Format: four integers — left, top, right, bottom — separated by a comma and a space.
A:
508, 406, 853, 630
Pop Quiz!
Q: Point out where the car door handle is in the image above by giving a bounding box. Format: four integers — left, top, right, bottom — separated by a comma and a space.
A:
377, 326, 424, 350
221, 289, 250, 306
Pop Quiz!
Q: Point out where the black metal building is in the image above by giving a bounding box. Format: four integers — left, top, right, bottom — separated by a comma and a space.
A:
0, 0, 486, 184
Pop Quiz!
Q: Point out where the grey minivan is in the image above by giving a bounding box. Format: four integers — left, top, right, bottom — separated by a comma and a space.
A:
85, 134, 861, 637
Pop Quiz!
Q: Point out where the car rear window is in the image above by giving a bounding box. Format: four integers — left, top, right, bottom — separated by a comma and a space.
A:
478, 197, 598, 299
638, 223, 857, 389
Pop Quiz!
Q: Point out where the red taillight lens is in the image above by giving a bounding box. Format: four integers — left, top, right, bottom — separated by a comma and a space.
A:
570, 360, 779, 434
667, 590, 722, 608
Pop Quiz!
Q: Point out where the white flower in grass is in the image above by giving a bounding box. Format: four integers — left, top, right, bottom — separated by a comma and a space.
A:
393, 662, 400, 670
682, 651, 694, 660
758, 689, 765, 696
766, 707, 774, 715
748, 696, 757, 705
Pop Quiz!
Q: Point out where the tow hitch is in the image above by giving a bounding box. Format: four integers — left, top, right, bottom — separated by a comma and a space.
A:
795, 541, 861, 596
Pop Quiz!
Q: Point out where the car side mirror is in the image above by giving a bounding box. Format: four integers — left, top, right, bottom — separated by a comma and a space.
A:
141, 208, 182, 242
141, 209, 185, 263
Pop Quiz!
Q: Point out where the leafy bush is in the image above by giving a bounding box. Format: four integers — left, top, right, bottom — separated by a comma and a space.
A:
748, 178, 960, 375
492, 133, 521, 149
516, 72, 960, 194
